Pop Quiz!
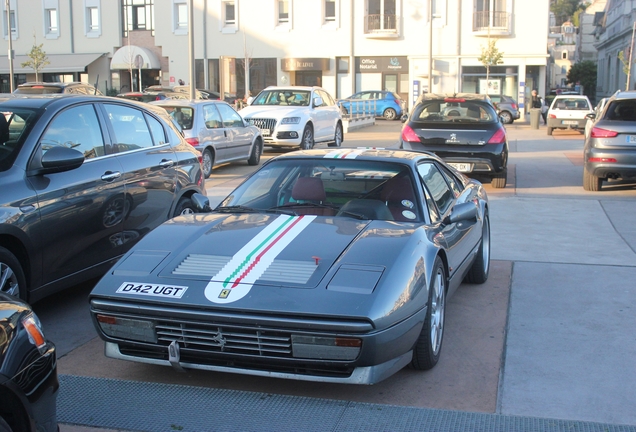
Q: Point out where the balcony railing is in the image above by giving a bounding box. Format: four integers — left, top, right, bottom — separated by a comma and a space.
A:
365, 14, 400, 37
473, 11, 512, 35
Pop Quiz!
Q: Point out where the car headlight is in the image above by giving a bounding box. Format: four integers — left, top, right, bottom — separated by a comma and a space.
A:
22, 313, 48, 355
281, 117, 301, 124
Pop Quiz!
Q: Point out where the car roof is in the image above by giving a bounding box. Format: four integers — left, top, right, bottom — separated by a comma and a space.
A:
17, 81, 93, 88
151, 99, 231, 108
271, 148, 444, 165
263, 86, 320, 92
417, 93, 491, 102
611, 91, 636, 101
0, 94, 169, 114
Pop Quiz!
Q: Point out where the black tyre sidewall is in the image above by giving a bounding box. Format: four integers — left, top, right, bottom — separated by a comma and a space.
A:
0, 246, 27, 301
202, 148, 214, 178
173, 196, 195, 217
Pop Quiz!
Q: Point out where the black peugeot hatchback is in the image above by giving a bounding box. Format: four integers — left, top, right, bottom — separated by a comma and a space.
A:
400, 93, 509, 188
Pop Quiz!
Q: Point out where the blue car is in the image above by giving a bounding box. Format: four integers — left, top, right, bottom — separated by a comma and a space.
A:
339, 90, 405, 120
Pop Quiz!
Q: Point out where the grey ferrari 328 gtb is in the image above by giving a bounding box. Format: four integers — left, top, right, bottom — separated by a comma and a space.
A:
89, 148, 491, 384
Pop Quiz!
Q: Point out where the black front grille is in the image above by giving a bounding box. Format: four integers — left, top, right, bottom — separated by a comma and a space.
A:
155, 321, 292, 357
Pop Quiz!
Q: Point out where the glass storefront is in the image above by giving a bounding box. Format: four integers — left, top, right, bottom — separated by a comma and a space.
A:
461, 65, 518, 98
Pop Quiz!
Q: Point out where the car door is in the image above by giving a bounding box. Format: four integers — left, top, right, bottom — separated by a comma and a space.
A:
199, 103, 231, 164
314, 89, 338, 141
417, 162, 479, 281
215, 102, 253, 161
27, 103, 126, 286
101, 103, 178, 245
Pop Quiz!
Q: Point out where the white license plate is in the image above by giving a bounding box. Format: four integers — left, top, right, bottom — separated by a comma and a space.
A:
116, 282, 188, 298
562, 120, 578, 125
627, 135, 636, 144
448, 163, 471, 172
260, 129, 270, 136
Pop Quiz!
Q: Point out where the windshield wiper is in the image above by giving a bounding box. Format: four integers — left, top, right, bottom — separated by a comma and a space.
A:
216, 205, 296, 215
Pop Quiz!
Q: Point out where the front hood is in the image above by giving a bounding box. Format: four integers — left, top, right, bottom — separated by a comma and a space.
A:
240, 105, 306, 119
102, 213, 371, 304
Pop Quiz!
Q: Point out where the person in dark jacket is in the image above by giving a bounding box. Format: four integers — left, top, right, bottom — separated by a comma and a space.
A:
530, 89, 547, 125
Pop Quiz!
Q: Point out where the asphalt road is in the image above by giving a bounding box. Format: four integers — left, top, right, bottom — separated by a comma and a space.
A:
34, 118, 636, 431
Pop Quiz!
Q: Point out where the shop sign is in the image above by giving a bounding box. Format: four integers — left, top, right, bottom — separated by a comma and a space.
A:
356, 56, 408, 73
281, 58, 330, 71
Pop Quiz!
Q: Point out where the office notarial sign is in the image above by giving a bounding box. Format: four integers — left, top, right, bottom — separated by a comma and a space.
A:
356, 56, 408, 73
281, 58, 330, 71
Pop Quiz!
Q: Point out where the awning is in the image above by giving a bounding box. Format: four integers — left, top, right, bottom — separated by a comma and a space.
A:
110, 45, 161, 70
0, 53, 106, 74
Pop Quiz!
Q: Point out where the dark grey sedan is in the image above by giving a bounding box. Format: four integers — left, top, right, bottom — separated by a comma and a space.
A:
583, 90, 636, 191
0, 95, 206, 303
152, 100, 263, 178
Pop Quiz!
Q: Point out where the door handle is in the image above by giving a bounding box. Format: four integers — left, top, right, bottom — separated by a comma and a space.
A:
224, 130, 227, 137
101, 171, 121, 181
159, 159, 175, 168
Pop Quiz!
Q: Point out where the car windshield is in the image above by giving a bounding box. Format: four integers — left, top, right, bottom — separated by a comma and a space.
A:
14, 86, 63, 94
602, 100, 636, 121
251, 90, 311, 107
552, 98, 590, 110
161, 106, 194, 130
411, 100, 496, 123
0, 108, 39, 171
218, 158, 421, 221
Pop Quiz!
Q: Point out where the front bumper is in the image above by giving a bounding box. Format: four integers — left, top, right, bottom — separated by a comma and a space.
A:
247, 117, 304, 147
91, 299, 425, 384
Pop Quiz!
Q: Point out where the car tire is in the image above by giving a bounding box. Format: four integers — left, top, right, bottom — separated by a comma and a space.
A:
0, 416, 12, 432
247, 139, 262, 166
383, 108, 397, 121
491, 170, 507, 188
300, 124, 314, 150
328, 123, 343, 147
547, 126, 553, 136
173, 196, 196, 217
499, 111, 513, 124
583, 167, 602, 191
465, 211, 490, 284
0, 246, 27, 300
202, 148, 214, 179
411, 256, 446, 371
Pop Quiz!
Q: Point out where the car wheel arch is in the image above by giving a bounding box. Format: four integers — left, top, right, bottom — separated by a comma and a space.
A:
0, 234, 33, 294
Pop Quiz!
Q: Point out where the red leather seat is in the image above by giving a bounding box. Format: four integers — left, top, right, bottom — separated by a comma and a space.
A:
380, 176, 418, 221
289, 177, 335, 216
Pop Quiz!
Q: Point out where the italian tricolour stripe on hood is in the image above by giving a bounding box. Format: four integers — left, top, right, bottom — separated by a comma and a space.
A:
204, 214, 316, 304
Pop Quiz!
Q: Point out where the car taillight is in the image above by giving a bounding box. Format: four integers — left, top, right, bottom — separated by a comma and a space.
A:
588, 157, 617, 163
185, 137, 199, 146
549, 114, 557, 118
512, 103, 518, 110
401, 125, 420, 142
487, 127, 507, 144
590, 127, 619, 138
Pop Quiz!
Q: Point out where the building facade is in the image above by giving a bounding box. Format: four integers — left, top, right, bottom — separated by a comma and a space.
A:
594, 0, 636, 99
0, 0, 549, 114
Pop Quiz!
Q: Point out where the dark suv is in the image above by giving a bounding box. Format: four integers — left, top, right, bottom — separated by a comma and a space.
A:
400, 93, 508, 188
14, 82, 103, 95
0, 95, 206, 303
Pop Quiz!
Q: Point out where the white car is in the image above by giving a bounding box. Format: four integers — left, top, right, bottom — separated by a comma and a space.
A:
240, 86, 344, 149
584, 97, 609, 139
546, 94, 594, 135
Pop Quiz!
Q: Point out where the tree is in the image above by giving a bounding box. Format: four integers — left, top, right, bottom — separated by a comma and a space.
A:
617, 50, 634, 91
551, 0, 589, 26
21, 43, 49, 82
478, 38, 504, 86
566, 60, 597, 98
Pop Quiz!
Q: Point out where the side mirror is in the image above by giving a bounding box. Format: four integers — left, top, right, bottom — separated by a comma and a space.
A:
442, 202, 478, 225
37, 146, 85, 174
585, 113, 596, 120
191, 193, 212, 213
313, 96, 324, 108
246, 97, 254, 105
400, 114, 408, 123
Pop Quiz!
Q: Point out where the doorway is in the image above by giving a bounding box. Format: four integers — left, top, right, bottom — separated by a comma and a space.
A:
295, 71, 322, 87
